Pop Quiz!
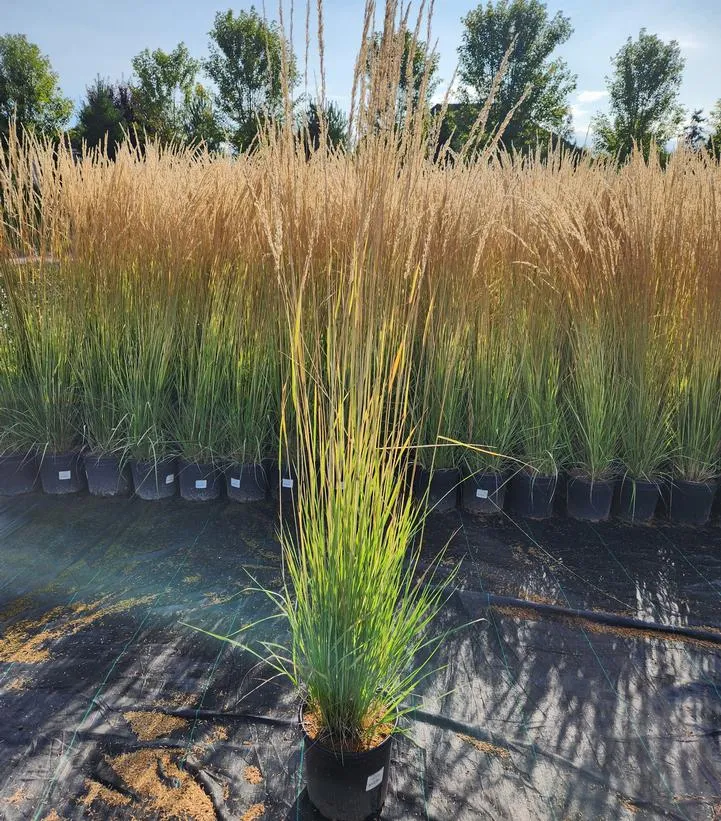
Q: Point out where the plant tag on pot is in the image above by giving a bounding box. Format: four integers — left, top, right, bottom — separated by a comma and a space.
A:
195, 479, 207, 489
282, 478, 294, 488
58, 470, 72, 481
230, 477, 241, 488
165, 474, 174, 484
366, 768, 384, 792
476, 488, 488, 499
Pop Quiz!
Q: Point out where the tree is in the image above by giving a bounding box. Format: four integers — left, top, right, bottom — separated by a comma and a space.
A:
75, 78, 137, 158
183, 83, 225, 150
366, 29, 439, 129
683, 109, 706, 152
592, 30, 685, 161
0, 34, 72, 137
457, 0, 576, 147
707, 100, 721, 157
131, 43, 200, 143
301, 100, 348, 156
205, 7, 297, 151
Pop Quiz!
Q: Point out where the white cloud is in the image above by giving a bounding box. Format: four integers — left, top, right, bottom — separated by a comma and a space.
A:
577, 90, 607, 104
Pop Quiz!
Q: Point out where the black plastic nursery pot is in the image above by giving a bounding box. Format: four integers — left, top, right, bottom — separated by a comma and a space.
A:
412, 467, 459, 513
84, 455, 132, 497
0, 452, 39, 496
270, 462, 298, 508
507, 471, 556, 519
566, 475, 615, 522
39, 451, 86, 495
301, 709, 394, 821
224, 462, 269, 502
130, 457, 178, 500
665, 479, 718, 526
178, 460, 222, 501
461, 471, 507, 515
615, 478, 660, 524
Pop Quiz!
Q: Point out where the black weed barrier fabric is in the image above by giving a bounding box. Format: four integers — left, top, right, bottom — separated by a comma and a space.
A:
1, 494, 720, 820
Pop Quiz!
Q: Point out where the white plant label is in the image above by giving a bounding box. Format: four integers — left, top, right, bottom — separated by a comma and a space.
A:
230, 477, 241, 488
366, 768, 384, 791
165, 474, 174, 484
476, 488, 489, 499
58, 470, 72, 481
282, 478, 294, 488
195, 479, 207, 489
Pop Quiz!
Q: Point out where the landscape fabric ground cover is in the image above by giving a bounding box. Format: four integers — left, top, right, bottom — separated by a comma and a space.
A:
1, 494, 720, 820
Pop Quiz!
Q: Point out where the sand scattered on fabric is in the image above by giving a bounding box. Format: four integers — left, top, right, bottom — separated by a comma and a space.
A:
241, 803, 265, 821
0, 596, 153, 664
85, 749, 215, 820
123, 711, 189, 740
42, 811, 65, 821
6, 676, 29, 692
6, 787, 27, 805
243, 766, 263, 785
457, 732, 511, 760
81, 779, 131, 808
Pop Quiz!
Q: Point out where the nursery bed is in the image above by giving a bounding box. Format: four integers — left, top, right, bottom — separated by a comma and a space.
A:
1, 494, 720, 820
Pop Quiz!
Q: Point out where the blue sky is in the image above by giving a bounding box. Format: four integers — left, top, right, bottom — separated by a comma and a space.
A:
5, 0, 721, 144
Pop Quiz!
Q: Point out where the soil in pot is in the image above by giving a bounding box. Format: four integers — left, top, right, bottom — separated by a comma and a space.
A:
507, 471, 556, 519
224, 462, 269, 502
461, 472, 507, 515
664, 479, 717, 526
39, 451, 86, 495
301, 707, 393, 821
178, 460, 222, 501
566, 474, 615, 522
615, 478, 660, 524
85, 455, 132, 497
0, 452, 39, 496
412, 467, 459, 513
130, 457, 177, 501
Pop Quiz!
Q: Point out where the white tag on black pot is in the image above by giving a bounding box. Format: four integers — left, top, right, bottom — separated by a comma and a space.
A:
282, 478, 294, 488
366, 767, 384, 791
195, 479, 207, 489
476, 488, 488, 499
165, 474, 174, 484
230, 477, 241, 488
58, 470, 72, 481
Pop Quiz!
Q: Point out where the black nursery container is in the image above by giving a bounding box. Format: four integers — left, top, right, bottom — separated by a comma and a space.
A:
39, 451, 85, 495
507, 471, 556, 519
0, 452, 38, 496
616, 478, 659, 524
412, 467, 459, 513
665, 479, 717, 526
84, 455, 132, 497
130, 457, 177, 500
178, 460, 222, 501
566, 474, 614, 522
461, 471, 507, 515
302, 710, 393, 821
271, 462, 298, 509
224, 462, 269, 502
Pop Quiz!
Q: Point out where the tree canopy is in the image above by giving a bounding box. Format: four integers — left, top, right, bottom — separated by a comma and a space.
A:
592, 29, 685, 161
205, 6, 297, 151
457, 0, 576, 147
0, 33, 72, 138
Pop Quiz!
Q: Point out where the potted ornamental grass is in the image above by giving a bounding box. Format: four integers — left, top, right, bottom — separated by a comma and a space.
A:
508, 305, 562, 519
411, 314, 467, 512
4, 266, 85, 494
174, 280, 231, 502
221, 276, 278, 503
666, 326, 721, 526
615, 325, 670, 523
76, 298, 133, 497
189, 260, 457, 820
116, 277, 178, 500
564, 316, 623, 521
461, 311, 518, 515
